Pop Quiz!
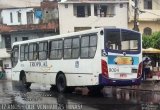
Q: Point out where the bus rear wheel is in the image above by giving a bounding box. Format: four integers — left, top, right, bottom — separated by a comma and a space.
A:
21, 75, 31, 89
56, 73, 67, 93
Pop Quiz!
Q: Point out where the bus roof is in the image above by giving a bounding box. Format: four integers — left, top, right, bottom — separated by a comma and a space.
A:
12, 27, 140, 46
12, 28, 103, 46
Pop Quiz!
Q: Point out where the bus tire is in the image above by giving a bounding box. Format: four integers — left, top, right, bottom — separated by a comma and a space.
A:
21, 74, 31, 89
50, 85, 56, 91
56, 73, 67, 93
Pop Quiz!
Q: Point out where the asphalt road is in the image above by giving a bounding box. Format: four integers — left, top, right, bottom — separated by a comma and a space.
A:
0, 80, 160, 110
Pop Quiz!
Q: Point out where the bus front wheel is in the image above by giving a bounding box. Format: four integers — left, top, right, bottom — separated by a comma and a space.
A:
56, 73, 67, 93
21, 75, 31, 89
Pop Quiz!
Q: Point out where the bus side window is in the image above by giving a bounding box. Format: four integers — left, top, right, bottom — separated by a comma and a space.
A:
89, 34, 97, 58
64, 37, 80, 59
39, 42, 48, 60
81, 34, 97, 58
20, 44, 28, 61
64, 38, 72, 59
71, 37, 80, 59
33, 46, 38, 60
50, 39, 63, 59
29, 43, 38, 61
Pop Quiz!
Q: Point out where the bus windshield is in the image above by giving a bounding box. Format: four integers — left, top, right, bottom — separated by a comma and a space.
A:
105, 29, 140, 53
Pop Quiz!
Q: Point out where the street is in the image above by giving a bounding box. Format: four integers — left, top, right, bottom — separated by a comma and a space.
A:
0, 80, 160, 110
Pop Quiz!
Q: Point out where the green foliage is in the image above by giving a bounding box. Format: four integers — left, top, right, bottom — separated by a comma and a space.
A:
142, 32, 160, 66
152, 32, 160, 49
142, 34, 152, 48
142, 32, 160, 49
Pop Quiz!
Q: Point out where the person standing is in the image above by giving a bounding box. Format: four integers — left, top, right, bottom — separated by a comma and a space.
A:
142, 57, 151, 80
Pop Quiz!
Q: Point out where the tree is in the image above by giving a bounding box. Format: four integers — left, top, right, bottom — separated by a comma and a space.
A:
142, 32, 160, 66
151, 32, 160, 49
142, 32, 160, 49
142, 34, 152, 49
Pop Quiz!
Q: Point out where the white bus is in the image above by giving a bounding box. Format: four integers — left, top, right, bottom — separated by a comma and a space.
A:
11, 28, 142, 92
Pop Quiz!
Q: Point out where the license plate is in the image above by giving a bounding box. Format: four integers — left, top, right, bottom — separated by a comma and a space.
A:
115, 73, 128, 79
119, 67, 131, 73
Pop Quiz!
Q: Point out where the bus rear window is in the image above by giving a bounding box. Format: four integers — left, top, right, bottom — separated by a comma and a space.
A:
105, 29, 140, 53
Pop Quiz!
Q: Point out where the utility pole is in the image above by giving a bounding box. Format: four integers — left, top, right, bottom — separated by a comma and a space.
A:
133, 0, 139, 31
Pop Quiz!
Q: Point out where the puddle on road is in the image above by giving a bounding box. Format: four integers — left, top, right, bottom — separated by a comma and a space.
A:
102, 86, 160, 104
1, 81, 160, 110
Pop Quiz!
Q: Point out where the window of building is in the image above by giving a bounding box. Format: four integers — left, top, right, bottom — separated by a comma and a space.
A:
4, 35, 11, 49
22, 37, 28, 41
65, 4, 68, 8
94, 4, 115, 17
120, 4, 123, 8
27, 12, 33, 24
143, 27, 152, 35
29, 43, 38, 60
50, 39, 63, 59
10, 12, 13, 23
20, 44, 28, 61
15, 37, 17, 42
81, 34, 97, 58
73, 4, 91, 17
144, 0, 152, 9
18, 12, 21, 23
39, 42, 48, 60
64, 37, 80, 59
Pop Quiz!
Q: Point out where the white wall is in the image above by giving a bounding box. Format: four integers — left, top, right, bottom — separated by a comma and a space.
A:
59, 3, 128, 34
1, 8, 39, 25
129, 0, 160, 21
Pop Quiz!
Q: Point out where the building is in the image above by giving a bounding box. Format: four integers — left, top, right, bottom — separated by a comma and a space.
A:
0, 0, 41, 8
58, 0, 129, 34
1, 7, 40, 25
128, 0, 160, 35
0, 1, 59, 80
41, 0, 59, 23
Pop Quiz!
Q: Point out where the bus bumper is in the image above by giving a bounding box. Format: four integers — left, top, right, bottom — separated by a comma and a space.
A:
99, 74, 141, 86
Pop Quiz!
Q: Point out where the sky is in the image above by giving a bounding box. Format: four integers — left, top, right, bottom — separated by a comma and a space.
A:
0, 0, 42, 8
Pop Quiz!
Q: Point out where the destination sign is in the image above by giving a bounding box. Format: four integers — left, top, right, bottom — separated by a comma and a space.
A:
30, 61, 47, 67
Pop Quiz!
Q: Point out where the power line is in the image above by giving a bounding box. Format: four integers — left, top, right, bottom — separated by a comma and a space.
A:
139, 10, 160, 17
138, 0, 160, 17
132, 0, 160, 31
